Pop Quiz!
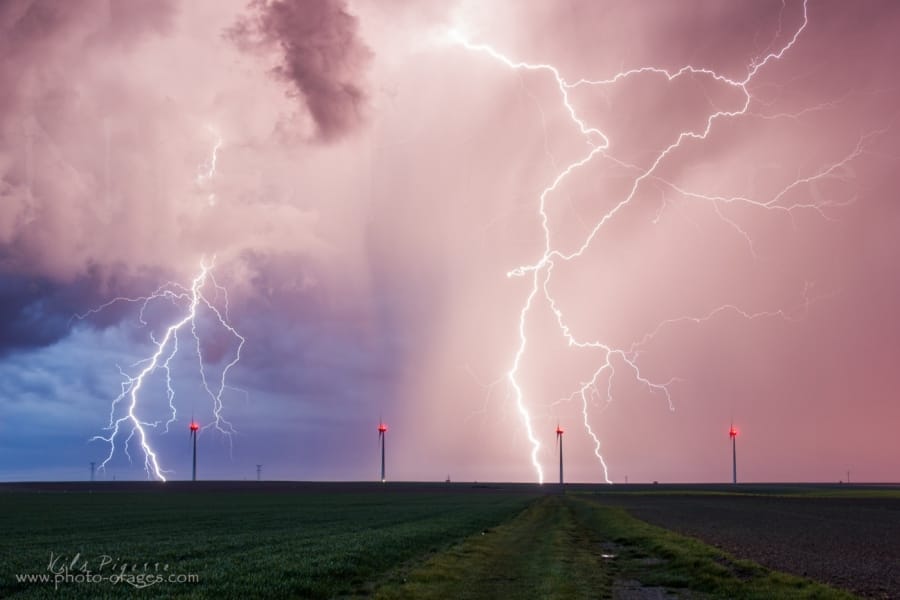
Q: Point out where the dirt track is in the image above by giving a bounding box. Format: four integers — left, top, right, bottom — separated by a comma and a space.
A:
596, 492, 900, 599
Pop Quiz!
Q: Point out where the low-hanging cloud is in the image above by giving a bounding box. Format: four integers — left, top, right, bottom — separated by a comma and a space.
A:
228, 0, 373, 142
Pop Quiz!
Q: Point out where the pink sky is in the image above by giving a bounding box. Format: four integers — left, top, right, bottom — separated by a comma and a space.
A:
1, 0, 899, 483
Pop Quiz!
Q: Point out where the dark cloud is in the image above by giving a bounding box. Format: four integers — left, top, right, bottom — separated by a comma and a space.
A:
228, 0, 372, 141
0, 274, 92, 355
0, 263, 174, 355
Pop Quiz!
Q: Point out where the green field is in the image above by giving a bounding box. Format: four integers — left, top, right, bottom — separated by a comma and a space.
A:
0, 484, 864, 599
2, 487, 535, 599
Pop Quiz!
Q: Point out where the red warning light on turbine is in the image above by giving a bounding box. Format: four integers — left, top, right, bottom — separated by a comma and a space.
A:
190, 421, 199, 432
378, 423, 388, 433
729, 425, 738, 438
556, 425, 564, 435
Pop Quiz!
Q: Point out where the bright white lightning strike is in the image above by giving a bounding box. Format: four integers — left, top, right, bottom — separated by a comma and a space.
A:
196, 126, 222, 206
452, 0, 879, 484
83, 259, 245, 481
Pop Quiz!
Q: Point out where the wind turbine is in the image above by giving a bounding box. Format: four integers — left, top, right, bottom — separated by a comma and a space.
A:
190, 416, 199, 481
556, 424, 564, 486
378, 419, 388, 483
729, 423, 738, 484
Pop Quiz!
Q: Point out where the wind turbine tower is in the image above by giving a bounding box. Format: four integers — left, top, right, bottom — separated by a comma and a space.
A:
729, 423, 738, 484
556, 424, 564, 486
378, 420, 388, 483
190, 418, 199, 481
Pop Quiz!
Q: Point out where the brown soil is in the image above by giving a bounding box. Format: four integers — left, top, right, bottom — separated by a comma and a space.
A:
596, 493, 900, 599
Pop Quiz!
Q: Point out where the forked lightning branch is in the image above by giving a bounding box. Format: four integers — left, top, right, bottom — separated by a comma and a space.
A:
78, 259, 244, 481
451, 0, 878, 483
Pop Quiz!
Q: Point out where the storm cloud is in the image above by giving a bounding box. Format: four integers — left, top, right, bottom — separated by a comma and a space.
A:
1, 0, 899, 484
228, 0, 372, 142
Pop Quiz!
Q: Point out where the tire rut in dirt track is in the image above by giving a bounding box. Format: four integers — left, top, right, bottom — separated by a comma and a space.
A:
594, 494, 900, 599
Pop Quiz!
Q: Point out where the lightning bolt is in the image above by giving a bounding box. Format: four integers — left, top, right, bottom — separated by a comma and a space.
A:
81, 258, 245, 481
451, 0, 882, 483
196, 126, 223, 206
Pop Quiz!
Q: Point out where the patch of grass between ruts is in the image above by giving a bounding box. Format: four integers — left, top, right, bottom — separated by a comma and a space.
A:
375, 495, 610, 600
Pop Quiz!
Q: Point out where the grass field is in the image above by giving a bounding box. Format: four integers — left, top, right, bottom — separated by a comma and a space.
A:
1, 484, 535, 599
2, 482, 885, 599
